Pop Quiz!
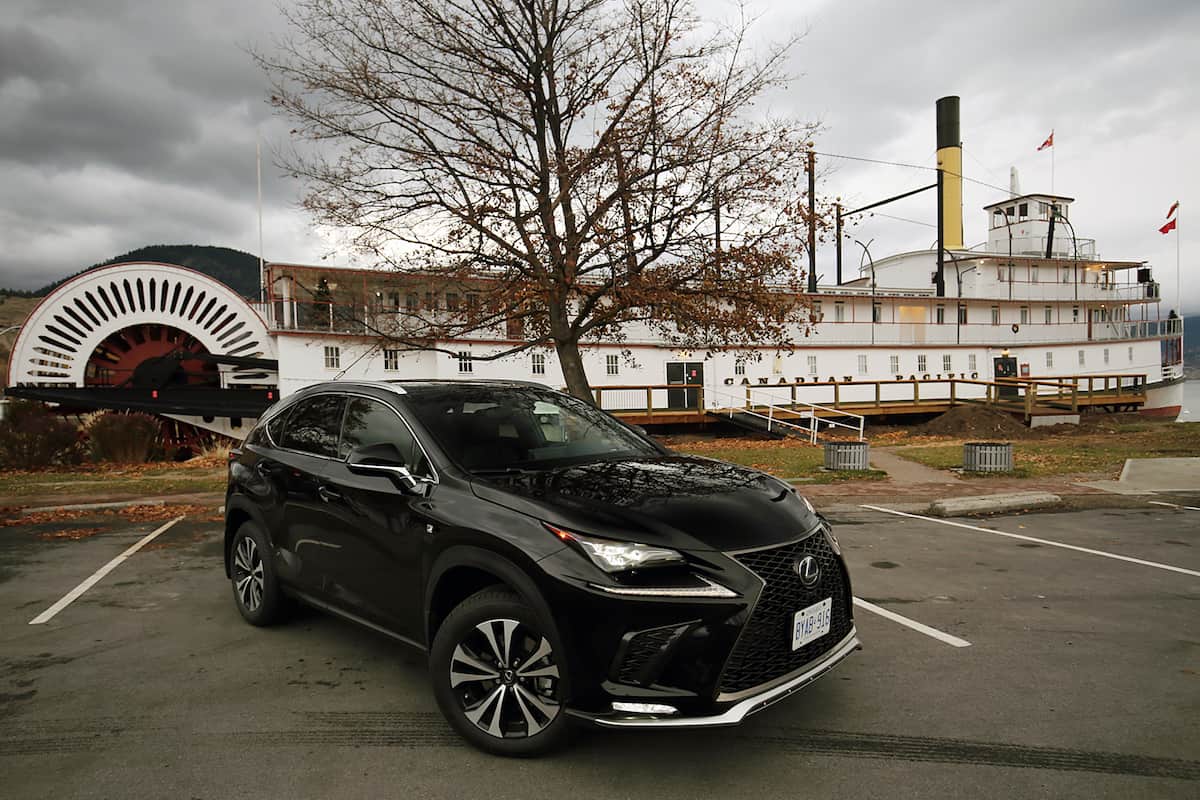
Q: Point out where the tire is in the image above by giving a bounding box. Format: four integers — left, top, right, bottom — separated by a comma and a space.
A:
430, 587, 570, 757
229, 521, 286, 626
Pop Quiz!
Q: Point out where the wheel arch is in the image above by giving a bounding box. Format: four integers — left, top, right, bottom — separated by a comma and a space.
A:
425, 545, 554, 647
223, 495, 266, 578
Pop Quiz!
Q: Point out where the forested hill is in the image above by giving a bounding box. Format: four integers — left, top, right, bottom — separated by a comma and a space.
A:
4, 245, 261, 299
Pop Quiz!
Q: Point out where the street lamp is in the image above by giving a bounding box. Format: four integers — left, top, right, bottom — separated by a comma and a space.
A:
855, 239, 876, 345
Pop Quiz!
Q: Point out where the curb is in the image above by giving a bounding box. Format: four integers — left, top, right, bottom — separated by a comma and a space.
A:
19, 499, 168, 515
928, 492, 1061, 517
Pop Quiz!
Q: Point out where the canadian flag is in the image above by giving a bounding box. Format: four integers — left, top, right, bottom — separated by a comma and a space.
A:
1037, 131, 1054, 151
1160, 201, 1178, 235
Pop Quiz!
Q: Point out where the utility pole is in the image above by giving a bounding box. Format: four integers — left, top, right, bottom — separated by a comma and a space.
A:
835, 202, 842, 286
807, 149, 817, 294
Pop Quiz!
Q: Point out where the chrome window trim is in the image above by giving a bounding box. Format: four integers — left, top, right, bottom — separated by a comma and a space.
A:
252, 388, 439, 484
338, 391, 440, 485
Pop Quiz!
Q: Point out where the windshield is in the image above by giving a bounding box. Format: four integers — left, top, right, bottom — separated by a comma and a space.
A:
401, 385, 658, 473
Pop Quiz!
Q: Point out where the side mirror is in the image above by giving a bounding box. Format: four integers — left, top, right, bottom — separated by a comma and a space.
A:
347, 442, 423, 494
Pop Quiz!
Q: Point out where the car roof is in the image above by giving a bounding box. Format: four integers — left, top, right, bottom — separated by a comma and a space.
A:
293, 378, 559, 398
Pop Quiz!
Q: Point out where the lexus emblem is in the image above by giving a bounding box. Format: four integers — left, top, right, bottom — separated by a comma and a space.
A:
794, 555, 820, 588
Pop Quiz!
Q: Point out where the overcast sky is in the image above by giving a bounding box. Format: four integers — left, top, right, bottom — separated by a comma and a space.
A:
2, 0, 1197, 312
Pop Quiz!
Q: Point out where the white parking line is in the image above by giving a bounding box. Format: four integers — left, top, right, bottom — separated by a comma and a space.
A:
861, 505, 1200, 579
28, 516, 185, 625
1148, 500, 1200, 511
852, 597, 972, 648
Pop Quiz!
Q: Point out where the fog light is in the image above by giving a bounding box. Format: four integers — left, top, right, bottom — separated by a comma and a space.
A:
612, 702, 678, 716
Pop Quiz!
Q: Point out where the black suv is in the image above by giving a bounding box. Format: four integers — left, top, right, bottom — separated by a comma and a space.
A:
225, 380, 858, 755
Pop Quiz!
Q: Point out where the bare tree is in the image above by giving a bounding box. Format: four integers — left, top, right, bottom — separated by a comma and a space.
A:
261, 0, 821, 400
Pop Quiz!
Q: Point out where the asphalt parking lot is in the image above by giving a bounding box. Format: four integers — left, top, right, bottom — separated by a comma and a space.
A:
1, 500, 1198, 799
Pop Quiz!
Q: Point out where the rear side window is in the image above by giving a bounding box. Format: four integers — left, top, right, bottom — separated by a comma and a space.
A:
340, 397, 430, 475
279, 395, 346, 458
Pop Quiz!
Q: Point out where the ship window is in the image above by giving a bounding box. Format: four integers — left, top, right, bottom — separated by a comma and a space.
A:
1039, 202, 1050, 217
1128, 346, 1134, 363
387, 291, 401, 309
1045, 352, 1053, 368
383, 349, 399, 371
466, 292, 480, 309
405, 292, 419, 311
872, 303, 882, 323
812, 300, 822, 321
991, 306, 1000, 325
1072, 306, 1079, 322
807, 355, 818, 375
457, 351, 473, 373
323, 345, 340, 370
1045, 306, 1053, 324
1006, 206, 1015, 218
917, 354, 927, 372
968, 354, 977, 372
445, 292, 460, 311
1063, 268, 1071, 283
993, 209, 1004, 227
1020, 307, 1029, 324
998, 266, 1006, 281
1031, 265, 1039, 283
531, 352, 546, 375
425, 291, 439, 310
1078, 350, 1085, 366
889, 355, 900, 374
1104, 348, 1110, 365
1018, 202, 1028, 218
857, 355, 868, 375
834, 302, 845, 322
735, 360, 745, 376
942, 354, 952, 372
606, 354, 619, 376
935, 305, 945, 324
958, 304, 968, 324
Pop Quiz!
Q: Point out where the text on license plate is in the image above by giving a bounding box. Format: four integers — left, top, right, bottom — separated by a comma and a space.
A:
792, 597, 832, 650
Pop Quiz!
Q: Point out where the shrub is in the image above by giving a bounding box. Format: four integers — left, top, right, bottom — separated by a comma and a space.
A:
88, 411, 162, 463
0, 399, 82, 469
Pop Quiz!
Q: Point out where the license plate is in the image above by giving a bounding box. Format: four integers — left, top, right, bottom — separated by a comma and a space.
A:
792, 597, 832, 650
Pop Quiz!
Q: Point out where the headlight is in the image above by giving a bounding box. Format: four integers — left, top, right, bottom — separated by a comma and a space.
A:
545, 524, 684, 572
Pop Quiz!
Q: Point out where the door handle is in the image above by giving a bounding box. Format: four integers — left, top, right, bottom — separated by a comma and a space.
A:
255, 462, 273, 477
317, 485, 342, 503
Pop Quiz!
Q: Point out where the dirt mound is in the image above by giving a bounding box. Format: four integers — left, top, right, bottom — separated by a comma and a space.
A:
916, 405, 1033, 440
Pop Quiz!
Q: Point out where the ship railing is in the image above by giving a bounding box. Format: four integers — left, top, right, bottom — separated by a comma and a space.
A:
1091, 318, 1181, 340
591, 384, 706, 419
708, 386, 866, 445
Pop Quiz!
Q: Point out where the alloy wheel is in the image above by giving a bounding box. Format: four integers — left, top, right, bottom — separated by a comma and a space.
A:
232, 536, 265, 613
450, 618, 561, 739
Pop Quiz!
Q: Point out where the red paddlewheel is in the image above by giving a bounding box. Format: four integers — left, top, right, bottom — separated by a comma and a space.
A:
84, 323, 216, 386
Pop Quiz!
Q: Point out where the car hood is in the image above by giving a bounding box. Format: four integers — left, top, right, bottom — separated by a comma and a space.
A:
469, 455, 820, 552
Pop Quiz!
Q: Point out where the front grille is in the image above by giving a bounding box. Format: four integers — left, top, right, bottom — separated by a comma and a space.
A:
612, 623, 690, 686
719, 530, 852, 694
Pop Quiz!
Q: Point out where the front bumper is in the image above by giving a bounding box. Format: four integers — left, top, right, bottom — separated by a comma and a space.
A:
574, 627, 860, 728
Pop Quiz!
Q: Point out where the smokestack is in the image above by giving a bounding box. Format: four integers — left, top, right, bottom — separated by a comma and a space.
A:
936, 96, 963, 250
1009, 166, 1021, 197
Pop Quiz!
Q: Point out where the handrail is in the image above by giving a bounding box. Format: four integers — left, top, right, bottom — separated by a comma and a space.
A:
708, 386, 866, 444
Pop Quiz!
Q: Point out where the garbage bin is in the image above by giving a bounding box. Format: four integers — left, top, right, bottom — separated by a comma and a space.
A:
824, 441, 870, 471
962, 441, 1013, 473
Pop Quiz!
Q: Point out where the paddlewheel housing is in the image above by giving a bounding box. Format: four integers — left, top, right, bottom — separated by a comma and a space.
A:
5, 262, 279, 438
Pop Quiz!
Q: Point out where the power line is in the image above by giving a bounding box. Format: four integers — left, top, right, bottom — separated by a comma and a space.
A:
815, 150, 1014, 198
870, 212, 937, 229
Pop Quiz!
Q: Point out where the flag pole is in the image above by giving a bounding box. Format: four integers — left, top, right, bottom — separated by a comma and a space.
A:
1178, 201, 1182, 315
1051, 133, 1055, 195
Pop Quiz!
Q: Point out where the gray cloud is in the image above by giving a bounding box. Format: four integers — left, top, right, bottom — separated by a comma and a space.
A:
0, 0, 1196, 312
